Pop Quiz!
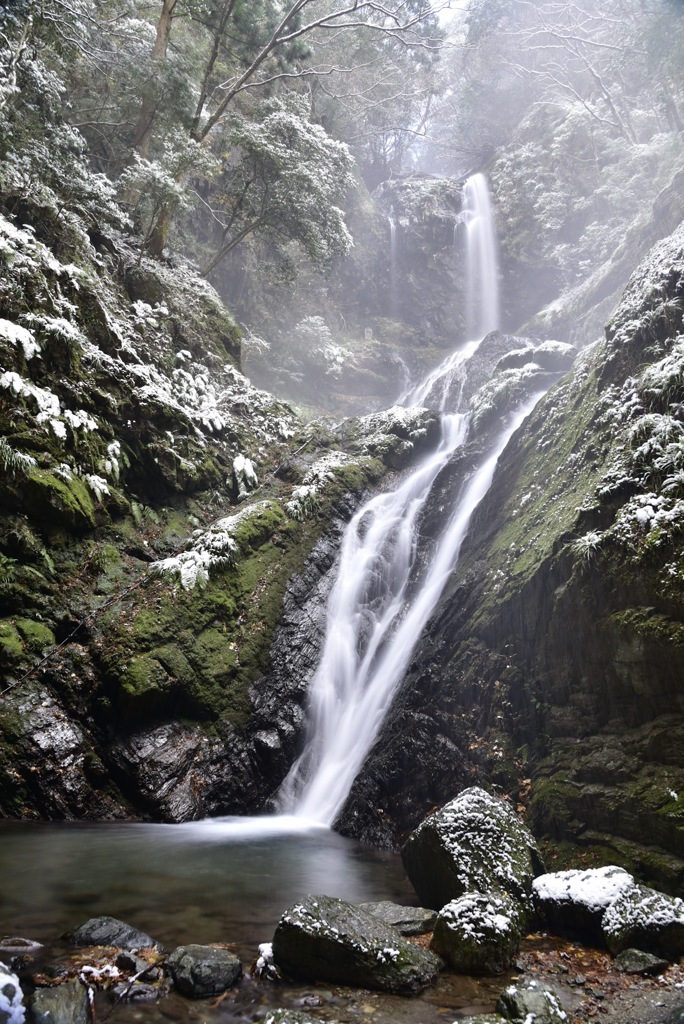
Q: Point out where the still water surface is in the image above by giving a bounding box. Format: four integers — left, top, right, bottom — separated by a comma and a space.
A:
0, 818, 503, 1023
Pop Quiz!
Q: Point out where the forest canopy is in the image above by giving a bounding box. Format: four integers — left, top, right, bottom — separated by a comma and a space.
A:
1, 0, 683, 313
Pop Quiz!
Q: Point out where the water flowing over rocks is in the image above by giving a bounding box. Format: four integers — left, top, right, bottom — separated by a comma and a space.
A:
334, 222, 684, 889
271, 894, 443, 993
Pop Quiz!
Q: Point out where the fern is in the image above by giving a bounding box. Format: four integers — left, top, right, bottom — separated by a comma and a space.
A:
0, 439, 36, 477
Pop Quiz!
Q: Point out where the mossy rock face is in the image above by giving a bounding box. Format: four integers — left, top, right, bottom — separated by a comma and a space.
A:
118, 654, 179, 717
0, 616, 54, 668
272, 894, 443, 993
22, 470, 96, 531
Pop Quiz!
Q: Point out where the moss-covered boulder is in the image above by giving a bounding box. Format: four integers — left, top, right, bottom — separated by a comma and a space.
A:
271, 894, 443, 993
495, 980, 568, 1024
532, 866, 635, 943
22, 469, 96, 531
430, 891, 524, 974
401, 787, 543, 918
601, 882, 684, 959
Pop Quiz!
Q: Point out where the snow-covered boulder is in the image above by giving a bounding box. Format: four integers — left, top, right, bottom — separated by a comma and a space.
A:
496, 979, 568, 1024
272, 894, 443, 993
601, 881, 684, 959
0, 962, 24, 1024
532, 865, 634, 941
430, 891, 524, 974
401, 787, 543, 920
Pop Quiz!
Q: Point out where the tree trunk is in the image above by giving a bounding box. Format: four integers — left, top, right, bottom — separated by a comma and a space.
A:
132, 0, 178, 158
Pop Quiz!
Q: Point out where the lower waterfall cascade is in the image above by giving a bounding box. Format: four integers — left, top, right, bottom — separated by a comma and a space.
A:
274, 173, 545, 827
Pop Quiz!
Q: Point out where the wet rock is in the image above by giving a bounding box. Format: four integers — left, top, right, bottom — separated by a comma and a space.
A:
72, 916, 161, 951
341, 406, 442, 468
31, 980, 88, 1024
109, 982, 159, 1003
0, 962, 24, 1024
272, 893, 443, 993
401, 787, 542, 918
532, 865, 635, 942
430, 891, 524, 975
614, 948, 669, 975
357, 901, 437, 935
496, 979, 568, 1023
0, 939, 41, 956
165, 944, 242, 998
602, 882, 684, 959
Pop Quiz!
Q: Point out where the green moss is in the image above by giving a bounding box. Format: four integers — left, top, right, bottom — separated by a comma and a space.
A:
23, 468, 96, 531
606, 607, 684, 646
15, 618, 55, 650
528, 774, 579, 835
118, 654, 177, 715
0, 620, 23, 663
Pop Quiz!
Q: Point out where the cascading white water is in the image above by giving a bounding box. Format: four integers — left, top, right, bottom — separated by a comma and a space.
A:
276, 173, 516, 826
463, 172, 500, 340
388, 211, 399, 321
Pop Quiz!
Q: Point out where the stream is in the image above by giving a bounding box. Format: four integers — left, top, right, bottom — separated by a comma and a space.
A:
0, 818, 509, 1023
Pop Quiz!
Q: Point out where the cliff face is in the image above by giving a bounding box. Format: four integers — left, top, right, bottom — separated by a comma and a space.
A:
338, 223, 684, 892
0, 172, 454, 820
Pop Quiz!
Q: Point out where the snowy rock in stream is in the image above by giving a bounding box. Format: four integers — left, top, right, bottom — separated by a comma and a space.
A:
496, 979, 569, 1024
430, 891, 524, 974
272, 894, 443, 993
601, 882, 684, 959
532, 865, 635, 942
0, 962, 24, 1024
401, 787, 543, 920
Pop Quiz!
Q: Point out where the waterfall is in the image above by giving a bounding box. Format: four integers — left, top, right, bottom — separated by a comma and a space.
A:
389, 212, 398, 320
463, 172, 500, 339
275, 174, 526, 827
